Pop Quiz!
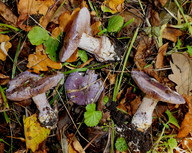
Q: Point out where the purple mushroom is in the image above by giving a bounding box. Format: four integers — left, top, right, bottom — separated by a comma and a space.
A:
131, 70, 185, 132
6, 71, 64, 129
59, 7, 120, 62
65, 70, 104, 105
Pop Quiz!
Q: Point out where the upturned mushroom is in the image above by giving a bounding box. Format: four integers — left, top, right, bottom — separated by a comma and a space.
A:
65, 70, 104, 105
6, 71, 64, 129
59, 7, 121, 62
131, 70, 185, 132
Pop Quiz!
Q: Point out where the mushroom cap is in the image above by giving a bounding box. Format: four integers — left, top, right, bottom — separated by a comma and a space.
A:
65, 70, 104, 105
131, 70, 185, 104
59, 7, 91, 62
6, 71, 64, 101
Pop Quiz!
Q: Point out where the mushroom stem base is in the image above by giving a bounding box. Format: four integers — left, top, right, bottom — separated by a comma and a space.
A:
131, 96, 158, 132
32, 93, 57, 129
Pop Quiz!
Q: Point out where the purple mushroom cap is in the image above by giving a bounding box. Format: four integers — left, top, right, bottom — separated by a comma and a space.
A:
65, 70, 104, 105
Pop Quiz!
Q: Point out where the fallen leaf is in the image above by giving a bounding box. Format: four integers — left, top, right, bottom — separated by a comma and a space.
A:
67, 133, 85, 153
0, 142, 4, 153
101, 0, 124, 14
0, 73, 10, 85
158, 0, 168, 6
27, 46, 62, 73
177, 95, 192, 138
155, 43, 168, 69
168, 52, 192, 95
58, 8, 80, 32
181, 137, 192, 149
149, 9, 160, 26
0, 1, 18, 26
23, 114, 51, 152
0, 34, 12, 61
17, 0, 55, 31
91, 21, 101, 36
162, 26, 183, 42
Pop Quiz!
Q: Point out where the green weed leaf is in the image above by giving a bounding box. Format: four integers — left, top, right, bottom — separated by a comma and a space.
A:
168, 138, 177, 151
107, 15, 124, 33
44, 37, 60, 62
115, 137, 128, 152
165, 110, 180, 128
28, 26, 50, 45
187, 45, 192, 56
84, 103, 102, 127
78, 50, 88, 63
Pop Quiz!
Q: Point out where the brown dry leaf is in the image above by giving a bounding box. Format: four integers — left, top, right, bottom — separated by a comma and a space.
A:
177, 95, 192, 138
181, 137, 192, 149
66, 49, 78, 62
0, 73, 10, 85
17, 0, 55, 31
0, 1, 17, 26
58, 8, 80, 32
162, 26, 183, 42
155, 43, 168, 69
102, 0, 124, 14
27, 46, 62, 73
67, 133, 85, 153
149, 9, 160, 26
91, 21, 101, 36
158, 0, 168, 6
168, 52, 192, 95
0, 142, 4, 153
0, 34, 12, 61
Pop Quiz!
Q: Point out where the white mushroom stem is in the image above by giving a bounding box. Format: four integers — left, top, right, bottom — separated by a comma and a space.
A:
32, 93, 57, 129
78, 33, 120, 62
131, 96, 158, 132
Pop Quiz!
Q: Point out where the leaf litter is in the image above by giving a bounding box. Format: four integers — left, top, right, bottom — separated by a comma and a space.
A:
0, 0, 192, 152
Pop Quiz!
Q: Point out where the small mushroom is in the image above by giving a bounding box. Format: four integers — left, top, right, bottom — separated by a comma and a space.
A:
6, 71, 64, 129
59, 7, 121, 62
131, 70, 185, 132
65, 70, 104, 105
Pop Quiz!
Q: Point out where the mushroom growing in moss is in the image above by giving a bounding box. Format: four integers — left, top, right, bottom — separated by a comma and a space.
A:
65, 70, 104, 105
6, 71, 64, 129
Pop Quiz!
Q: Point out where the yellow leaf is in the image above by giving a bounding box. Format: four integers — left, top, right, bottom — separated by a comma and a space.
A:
23, 114, 50, 152
102, 0, 124, 14
0, 34, 12, 61
67, 133, 85, 153
27, 49, 62, 73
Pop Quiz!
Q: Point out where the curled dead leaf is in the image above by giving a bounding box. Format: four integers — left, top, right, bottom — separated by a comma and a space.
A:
91, 21, 101, 36
177, 95, 192, 138
155, 43, 168, 69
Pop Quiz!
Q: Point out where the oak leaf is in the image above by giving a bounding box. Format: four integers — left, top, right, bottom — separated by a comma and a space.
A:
18, 0, 55, 31
168, 52, 192, 95
27, 47, 62, 73
23, 114, 50, 152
